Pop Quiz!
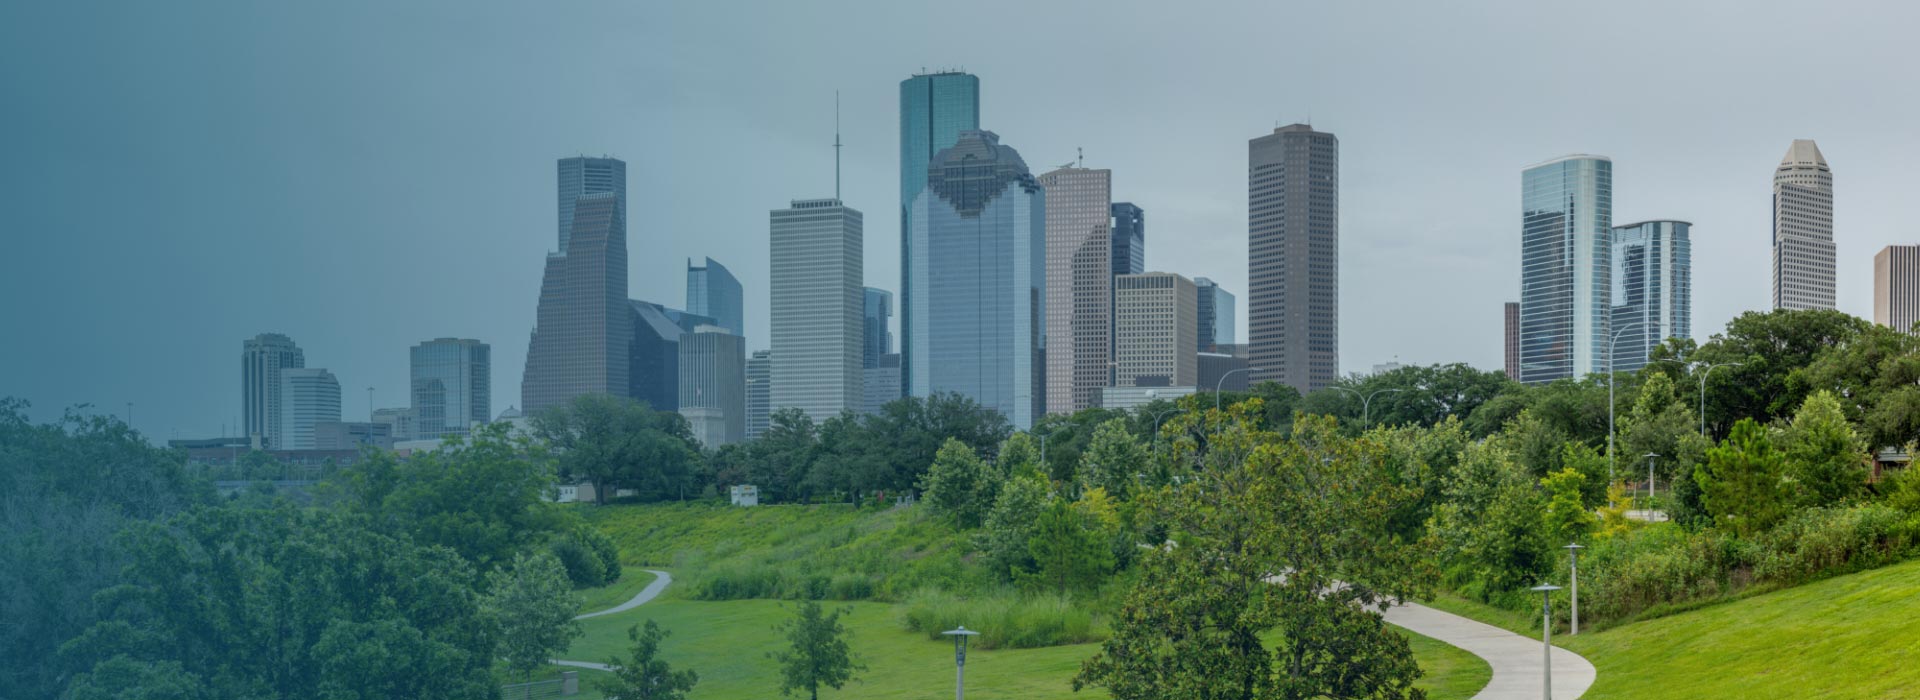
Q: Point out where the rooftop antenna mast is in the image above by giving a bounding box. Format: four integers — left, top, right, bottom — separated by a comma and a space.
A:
834, 91, 842, 200
1077, 146, 1083, 168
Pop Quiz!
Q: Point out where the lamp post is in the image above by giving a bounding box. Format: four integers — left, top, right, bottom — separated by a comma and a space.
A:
1643, 452, 1659, 511
1146, 407, 1181, 448
1605, 321, 1646, 486
1213, 367, 1262, 412
1329, 386, 1406, 429
941, 627, 980, 700
1562, 543, 1585, 635
1696, 361, 1744, 437
1530, 584, 1563, 700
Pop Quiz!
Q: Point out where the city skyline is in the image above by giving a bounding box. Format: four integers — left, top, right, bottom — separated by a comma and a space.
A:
8, 1, 1919, 440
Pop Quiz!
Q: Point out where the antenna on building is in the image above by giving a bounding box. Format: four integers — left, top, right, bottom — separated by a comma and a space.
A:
834, 90, 842, 200
1077, 146, 1083, 168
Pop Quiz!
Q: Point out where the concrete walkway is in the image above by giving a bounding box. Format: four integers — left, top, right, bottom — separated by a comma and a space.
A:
574, 569, 672, 620
1383, 601, 1595, 700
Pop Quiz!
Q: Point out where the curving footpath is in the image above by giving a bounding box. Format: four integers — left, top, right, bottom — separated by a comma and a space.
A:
553, 569, 673, 672
1383, 601, 1595, 700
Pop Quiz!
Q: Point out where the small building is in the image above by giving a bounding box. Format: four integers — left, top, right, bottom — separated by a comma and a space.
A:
730, 484, 759, 507
1101, 385, 1196, 411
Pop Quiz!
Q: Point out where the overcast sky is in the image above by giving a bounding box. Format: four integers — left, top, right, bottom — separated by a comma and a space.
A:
4, 0, 1916, 441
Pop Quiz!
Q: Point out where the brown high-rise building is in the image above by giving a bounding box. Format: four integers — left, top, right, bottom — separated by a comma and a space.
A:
523, 157, 632, 414
1503, 302, 1521, 380
1037, 166, 1114, 415
1874, 245, 1920, 333
1248, 124, 1339, 393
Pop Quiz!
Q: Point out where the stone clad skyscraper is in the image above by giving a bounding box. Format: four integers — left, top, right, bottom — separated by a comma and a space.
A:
1874, 245, 1920, 333
907, 130, 1045, 428
769, 198, 863, 424
1519, 155, 1613, 384
1773, 139, 1835, 311
523, 157, 632, 413
243, 332, 304, 448
279, 367, 340, 451
1247, 124, 1339, 393
1037, 166, 1113, 415
899, 71, 980, 394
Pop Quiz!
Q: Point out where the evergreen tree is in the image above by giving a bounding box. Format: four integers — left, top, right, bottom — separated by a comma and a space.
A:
1696, 419, 1791, 536
770, 601, 862, 700
1020, 497, 1115, 594
598, 620, 699, 700
1783, 390, 1868, 507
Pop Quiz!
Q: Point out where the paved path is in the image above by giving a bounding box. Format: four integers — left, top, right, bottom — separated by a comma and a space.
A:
1383, 601, 1596, 700
574, 569, 672, 620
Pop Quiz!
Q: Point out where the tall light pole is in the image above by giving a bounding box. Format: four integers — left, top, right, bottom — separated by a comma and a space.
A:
1213, 367, 1262, 412
1643, 452, 1659, 510
1563, 543, 1585, 635
941, 627, 979, 700
1696, 361, 1744, 437
1530, 584, 1563, 700
1605, 321, 1645, 486
1329, 386, 1406, 429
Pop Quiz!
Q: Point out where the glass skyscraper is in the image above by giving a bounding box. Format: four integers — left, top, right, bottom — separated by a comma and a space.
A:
557, 156, 626, 256
1111, 202, 1145, 277
745, 350, 771, 440
1610, 220, 1691, 372
409, 338, 490, 439
524, 157, 631, 413
899, 71, 980, 394
862, 287, 893, 368
1519, 155, 1612, 384
1194, 277, 1235, 352
907, 130, 1045, 429
686, 257, 744, 337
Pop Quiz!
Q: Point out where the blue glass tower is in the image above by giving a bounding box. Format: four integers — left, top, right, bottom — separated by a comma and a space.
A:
1111, 202, 1145, 276
899, 71, 980, 394
906, 130, 1045, 428
1610, 220, 1691, 372
686, 257, 744, 337
1519, 155, 1612, 384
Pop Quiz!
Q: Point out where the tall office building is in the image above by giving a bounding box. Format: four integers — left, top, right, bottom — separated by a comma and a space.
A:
1111, 202, 1145, 276
1114, 272, 1198, 390
1198, 351, 1251, 392
1773, 140, 1836, 311
907, 130, 1046, 428
1248, 124, 1339, 393
1519, 155, 1613, 384
409, 338, 490, 439
523, 157, 631, 413
242, 333, 304, 448
770, 199, 863, 424
1610, 221, 1692, 373
686, 257, 744, 337
899, 71, 981, 393
1875, 245, 1920, 333
1194, 277, 1235, 352
371, 406, 417, 442
863, 287, 893, 368
1037, 166, 1113, 415
863, 353, 902, 415
1503, 302, 1521, 380
628, 301, 711, 412
746, 350, 771, 439
678, 325, 746, 447
279, 368, 341, 451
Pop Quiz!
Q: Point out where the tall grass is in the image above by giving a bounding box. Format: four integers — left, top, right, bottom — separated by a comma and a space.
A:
900, 588, 1104, 649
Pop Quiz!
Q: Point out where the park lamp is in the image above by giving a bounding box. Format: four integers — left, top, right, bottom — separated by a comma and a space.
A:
1562, 543, 1585, 636
1530, 584, 1563, 700
942, 626, 980, 699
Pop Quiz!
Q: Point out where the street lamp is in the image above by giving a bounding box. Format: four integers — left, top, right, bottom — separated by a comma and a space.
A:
1562, 543, 1585, 636
1213, 367, 1263, 412
1643, 452, 1659, 511
941, 627, 980, 700
1605, 321, 1647, 486
1530, 584, 1563, 700
1695, 361, 1744, 437
1328, 386, 1406, 429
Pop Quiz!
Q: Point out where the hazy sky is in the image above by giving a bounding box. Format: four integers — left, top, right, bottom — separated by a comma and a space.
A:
4, 1, 1917, 441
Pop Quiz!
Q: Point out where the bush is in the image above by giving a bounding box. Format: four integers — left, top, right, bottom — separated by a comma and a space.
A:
552, 527, 622, 588
900, 588, 1100, 649
1751, 506, 1918, 584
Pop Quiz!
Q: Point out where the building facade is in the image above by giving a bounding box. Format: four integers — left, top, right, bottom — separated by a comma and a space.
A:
371, 406, 416, 442
746, 350, 771, 440
314, 421, 394, 450
1194, 277, 1235, 352
1111, 202, 1145, 277
523, 157, 631, 413
1037, 166, 1114, 415
770, 199, 863, 424
863, 353, 902, 415
1114, 272, 1198, 390
1519, 155, 1612, 384
1875, 245, 1920, 333
899, 71, 981, 394
1198, 351, 1251, 392
242, 332, 304, 448
409, 338, 490, 439
1248, 124, 1339, 393
1610, 220, 1692, 372
678, 325, 746, 447
686, 257, 744, 337
279, 368, 340, 451
1773, 139, 1835, 311
863, 287, 893, 368
1503, 302, 1520, 380
906, 130, 1046, 429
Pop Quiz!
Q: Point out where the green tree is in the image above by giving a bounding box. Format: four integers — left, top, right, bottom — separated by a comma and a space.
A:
484, 552, 583, 687
1782, 390, 1868, 507
1687, 309, 1870, 436
770, 601, 862, 700
532, 393, 702, 504
979, 473, 1050, 580
998, 431, 1043, 479
598, 620, 699, 700
1540, 467, 1594, 546
1019, 497, 1115, 594
919, 438, 995, 527
1078, 418, 1150, 500
1432, 437, 1549, 594
1696, 419, 1791, 536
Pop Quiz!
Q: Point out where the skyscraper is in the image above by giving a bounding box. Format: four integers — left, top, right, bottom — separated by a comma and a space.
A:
1610, 220, 1692, 373
279, 368, 340, 451
409, 338, 491, 439
1503, 302, 1520, 380
523, 157, 631, 413
746, 350, 771, 440
1114, 272, 1198, 390
1111, 202, 1145, 277
1875, 245, 1920, 333
899, 71, 981, 393
863, 353, 902, 415
1037, 165, 1113, 415
628, 301, 704, 412
1519, 155, 1613, 384
678, 325, 746, 447
1194, 277, 1235, 352
862, 287, 893, 368
686, 257, 744, 337
1248, 124, 1339, 393
1773, 140, 1836, 311
770, 198, 863, 424
242, 332, 304, 448
907, 130, 1045, 428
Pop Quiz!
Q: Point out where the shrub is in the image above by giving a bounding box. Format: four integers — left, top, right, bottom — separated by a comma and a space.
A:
900, 588, 1100, 650
1751, 506, 1918, 584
